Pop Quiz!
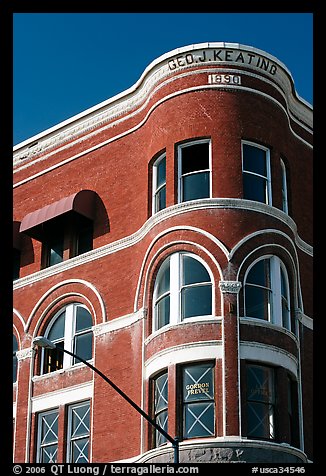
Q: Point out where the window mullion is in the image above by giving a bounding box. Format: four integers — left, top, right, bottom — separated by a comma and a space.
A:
270, 257, 282, 327
170, 253, 180, 324
63, 304, 74, 368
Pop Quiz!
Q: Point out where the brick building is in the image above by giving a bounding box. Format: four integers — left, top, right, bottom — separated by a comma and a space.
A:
13, 42, 313, 464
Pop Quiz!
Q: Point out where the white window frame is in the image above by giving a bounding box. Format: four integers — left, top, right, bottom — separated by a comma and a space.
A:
41, 303, 93, 374
153, 252, 214, 332
66, 400, 91, 463
177, 139, 212, 203
152, 152, 167, 215
244, 256, 291, 331
280, 158, 289, 214
242, 140, 272, 205
36, 408, 59, 463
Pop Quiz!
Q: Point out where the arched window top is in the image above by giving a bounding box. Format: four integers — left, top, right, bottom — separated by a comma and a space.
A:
244, 256, 292, 332
41, 303, 93, 375
153, 252, 213, 331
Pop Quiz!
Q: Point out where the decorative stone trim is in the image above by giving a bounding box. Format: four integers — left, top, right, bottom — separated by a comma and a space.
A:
219, 281, 242, 294
16, 347, 34, 361
13, 199, 313, 291
92, 308, 145, 336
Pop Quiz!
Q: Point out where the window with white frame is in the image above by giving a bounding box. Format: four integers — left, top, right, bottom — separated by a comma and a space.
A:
246, 364, 275, 440
152, 153, 166, 214
67, 401, 90, 463
244, 256, 291, 331
242, 141, 272, 205
153, 371, 168, 447
181, 362, 215, 439
41, 303, 93, 375
178, 139, 211, 203
36, 409, 59, 463
153, 252, 213, 331
280, 158, 289, 214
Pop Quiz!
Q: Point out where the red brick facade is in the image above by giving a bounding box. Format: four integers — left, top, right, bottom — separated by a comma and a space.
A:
13, 43, 313, 464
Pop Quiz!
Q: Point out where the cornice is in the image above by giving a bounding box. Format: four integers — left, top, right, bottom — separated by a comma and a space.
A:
13, 42, 312, 168
13, 199, 313, 291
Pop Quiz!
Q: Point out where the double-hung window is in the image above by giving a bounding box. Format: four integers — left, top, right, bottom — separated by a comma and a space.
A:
152, 153, 167, 213
246, 364, 275, 440
178, 139, 211, 202
244, 256, 292, 331
67, 401, 91, 463
242, 141, 272, 205
153, 253, 213, 331
36, 409, 59, 463
153, 372, 168, 447
41, 303, 93, 375
182, 362, 215, 439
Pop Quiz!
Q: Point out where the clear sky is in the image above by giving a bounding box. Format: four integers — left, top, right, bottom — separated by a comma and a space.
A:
13, 13, 313, 146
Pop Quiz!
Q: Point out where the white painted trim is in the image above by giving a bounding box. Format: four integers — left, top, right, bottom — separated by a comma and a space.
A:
31, 381, 93, 413
23, 278, 106, 332
92, 308, 144, 336
13, 80, 312, 187
144, 340, 222, 379
14, 200, 312, 289
122, 436, 308, 463
13, 308, 26, 330
240, 341, 298, 378
13, 42, 312, 167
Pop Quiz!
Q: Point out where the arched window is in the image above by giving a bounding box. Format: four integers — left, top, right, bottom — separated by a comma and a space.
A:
13, 334, 18, 383
153, 253, 213, 331
41, 303, 93, 375
244, 256, 292, 331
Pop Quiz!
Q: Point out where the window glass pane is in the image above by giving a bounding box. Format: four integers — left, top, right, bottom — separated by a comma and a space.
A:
76, 222, 93, 255
48, 311, 65, 341
71, 404, 90, 438
156, 157, 166, 188
247, 402, 274, 439
40, 445, 58, 463
71, 438, 89, 463
184, 402, 215, 438
245, 286, 271, 320
246, 366, 274, 403
246, 259, 270, 287
155, 186, 166, 212
243, 144, 267, 176
183, 255, 210, 285
183, 171, 210, 201
183, 364, 214, 401
181, 143, 209, 174
74, 332, 92, 363
75, 307, 92, 332
243, 173, 267, 203
156, 409, 168, 446
155, 295, 170, 329
155, 373, 168, 412
156, 259, 170, 298
41, 412, 58, 444
181, 285, 212, 319
44, 341, 64, 373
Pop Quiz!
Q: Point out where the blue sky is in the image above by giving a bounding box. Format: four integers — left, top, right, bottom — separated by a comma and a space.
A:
13, 13, 313, 146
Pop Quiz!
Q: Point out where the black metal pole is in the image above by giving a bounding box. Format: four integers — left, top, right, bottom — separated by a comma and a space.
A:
42, 345, 180, 463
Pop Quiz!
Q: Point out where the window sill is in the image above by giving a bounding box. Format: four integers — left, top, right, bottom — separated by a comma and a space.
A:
146, 315, 222, 345
240, 317, 298, 343
32, 359, 94, 382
